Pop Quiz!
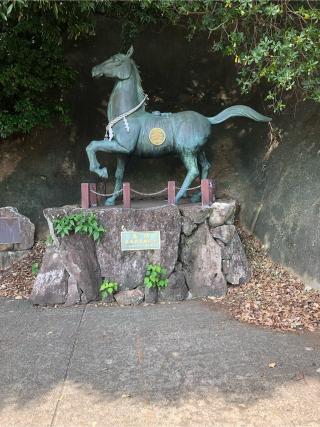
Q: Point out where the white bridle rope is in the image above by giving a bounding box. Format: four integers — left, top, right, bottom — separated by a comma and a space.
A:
105, 94, 148, 141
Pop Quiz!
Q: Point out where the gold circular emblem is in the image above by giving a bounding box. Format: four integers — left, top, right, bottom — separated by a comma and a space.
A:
149, 128, 166, 146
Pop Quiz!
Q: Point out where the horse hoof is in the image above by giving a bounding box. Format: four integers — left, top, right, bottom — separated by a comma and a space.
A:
98, 167, 108, 179
105, 197, 115, 206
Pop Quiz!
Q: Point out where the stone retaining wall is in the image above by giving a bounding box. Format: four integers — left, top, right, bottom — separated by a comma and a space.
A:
31, 201, 250, 306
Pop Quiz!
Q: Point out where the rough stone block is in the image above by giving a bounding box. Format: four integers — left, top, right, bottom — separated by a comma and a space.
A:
31, 246, 68, 305
158, 265, 188, 302
211, 225, 236, 245
60, 234, 101, 303
181, 217, 197, 236
208, 201, 236, 228
114, 288, 144, 306
0, 207, 35, 250
179, 205, 212, 225
95, 205, 181, 290
181, 223, 227, 297
222, 232, 251, 285
144, 286, 158, 304
64, 276, 81, 306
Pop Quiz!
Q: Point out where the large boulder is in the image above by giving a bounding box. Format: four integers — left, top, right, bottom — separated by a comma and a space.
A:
158, 264, 188, 302
0, 207, 35, 271
64, 276, 81, 306
95, 205, 181, 290
179, 205, 212, 225
31, 246, 68, 305
222, 233, 251, 285
114, 288, 144, 306
181, 222, 227, 297
211, 225, 236, 245
0, 207, 34, 250
208, 201, 236, 228
59, 234, 101, 303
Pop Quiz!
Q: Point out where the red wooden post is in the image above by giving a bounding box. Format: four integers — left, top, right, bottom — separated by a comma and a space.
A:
201, 179, 211, 207
210, 179, 216, 203
89, 183, 97, 207
96, 182, 106, 205
81, 183, 90, 209
123, 182, 131, 208
167, 181, 176, 204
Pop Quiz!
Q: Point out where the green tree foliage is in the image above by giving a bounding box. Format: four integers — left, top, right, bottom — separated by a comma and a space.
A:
1, 0, 320, 139
0, 0, 95, 139
117, 0, 320, 113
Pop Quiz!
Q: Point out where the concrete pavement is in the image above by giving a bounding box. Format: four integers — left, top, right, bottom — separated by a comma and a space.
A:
0, 298, 320, 426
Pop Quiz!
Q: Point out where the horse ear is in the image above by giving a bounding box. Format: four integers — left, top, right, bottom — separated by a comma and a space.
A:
126, 46, 134, 58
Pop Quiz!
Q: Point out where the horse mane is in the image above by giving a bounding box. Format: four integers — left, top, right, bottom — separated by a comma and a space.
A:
130, 59, 145, 110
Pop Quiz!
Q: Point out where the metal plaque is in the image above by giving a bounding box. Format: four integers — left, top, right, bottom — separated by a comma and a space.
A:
148, 128, 166, 146
121, 231, 161, 251
0, 217, 21, 244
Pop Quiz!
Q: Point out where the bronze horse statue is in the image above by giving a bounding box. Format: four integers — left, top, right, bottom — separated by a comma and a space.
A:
86, 46, 271, 204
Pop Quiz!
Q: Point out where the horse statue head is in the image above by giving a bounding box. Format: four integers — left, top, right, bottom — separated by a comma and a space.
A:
92, 46, 134, 80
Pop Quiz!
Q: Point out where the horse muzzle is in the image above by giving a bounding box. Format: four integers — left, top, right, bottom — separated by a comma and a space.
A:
92, 66, 104, 78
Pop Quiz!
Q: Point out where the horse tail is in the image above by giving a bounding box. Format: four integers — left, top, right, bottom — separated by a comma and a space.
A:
207, 105, 271, 125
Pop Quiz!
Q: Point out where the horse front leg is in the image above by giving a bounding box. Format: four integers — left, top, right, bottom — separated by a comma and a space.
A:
105, 155, 128, 206
175, 152, 199, 203
86, 139, 130, 179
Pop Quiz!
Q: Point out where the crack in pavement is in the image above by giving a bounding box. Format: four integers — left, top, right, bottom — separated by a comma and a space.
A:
49, 305, 86, 427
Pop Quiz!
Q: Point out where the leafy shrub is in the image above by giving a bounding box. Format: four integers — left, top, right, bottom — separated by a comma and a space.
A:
53, 212, 105, 241
144, 263, 168, 289
99, 280, 118, 300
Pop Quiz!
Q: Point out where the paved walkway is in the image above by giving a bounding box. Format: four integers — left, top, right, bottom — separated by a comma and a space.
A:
0, 298, 320, 426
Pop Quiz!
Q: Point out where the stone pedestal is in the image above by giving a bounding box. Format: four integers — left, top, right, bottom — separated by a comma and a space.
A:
31, 200, 250, 306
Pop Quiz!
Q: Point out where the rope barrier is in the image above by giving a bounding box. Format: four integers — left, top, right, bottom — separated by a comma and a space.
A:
89, 184, 201, 198
89, 189, 123, 197
130, 188, 167, 196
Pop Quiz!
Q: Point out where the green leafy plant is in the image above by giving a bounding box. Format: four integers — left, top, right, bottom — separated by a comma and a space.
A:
99, 280, 118, 300
31, 262, 39, 275
143, 263, 168, 289
53, 212, 105, 241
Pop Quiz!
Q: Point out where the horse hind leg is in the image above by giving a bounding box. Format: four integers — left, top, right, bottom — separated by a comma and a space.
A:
105, 156, 127, 206
190, 151, 211, 203
175, 152, 199, 203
